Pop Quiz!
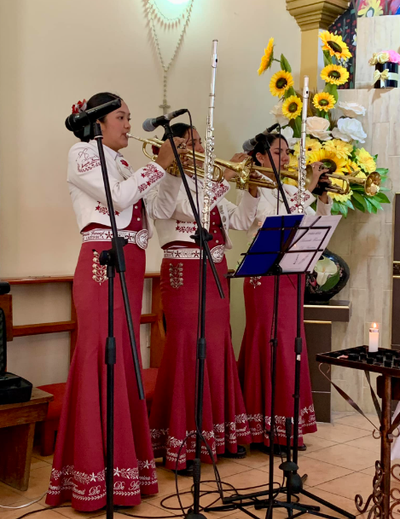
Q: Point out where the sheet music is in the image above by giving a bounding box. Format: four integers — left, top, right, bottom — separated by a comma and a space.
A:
279, 215, 341, 273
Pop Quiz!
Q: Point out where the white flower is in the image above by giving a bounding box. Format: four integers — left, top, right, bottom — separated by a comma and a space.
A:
306, 116, 332, 141
332, 117, 367, 143
270, 102, 288, 126
280, 126, 299, 148
337, 101, 366, 117
314, 257, 338, 286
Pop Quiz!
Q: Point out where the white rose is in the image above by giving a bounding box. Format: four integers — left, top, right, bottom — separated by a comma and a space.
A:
337, 101, 366, 117
270, 102, 288, 126
280, 126, 299, 149
306, 116, 332, 141
332, 117, 367, 143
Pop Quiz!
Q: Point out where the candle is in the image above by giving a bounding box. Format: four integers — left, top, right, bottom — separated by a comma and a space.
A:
369, 322, 379, 353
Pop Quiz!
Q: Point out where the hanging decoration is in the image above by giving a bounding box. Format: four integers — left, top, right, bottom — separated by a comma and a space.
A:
145, 0, 195, 114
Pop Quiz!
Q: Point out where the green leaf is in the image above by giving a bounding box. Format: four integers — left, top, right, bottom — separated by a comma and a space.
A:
285, 86, 296, 99
323, 50, 333, 66
352, 198, 366, 212
375, 192, 390, 204
368, 197, 383, 211
325, 83, 339, 102
320, 270, 341, 292
332, 201, 341, 213
293, 117, 302, 138
352, 192, 368, 210
376, 168, 389, 176
364, 197, 373, 213
345, 199, 355, 210
280, 54, 292, 73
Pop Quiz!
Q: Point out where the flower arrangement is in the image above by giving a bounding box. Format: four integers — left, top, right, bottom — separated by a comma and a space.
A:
258, 33, 390, 217
369, 50, 400, 88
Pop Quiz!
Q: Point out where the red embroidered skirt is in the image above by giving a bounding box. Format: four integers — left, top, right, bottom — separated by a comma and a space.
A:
46, 241, 157, 511
149, 256, 251, 470
238, 274, 317, 447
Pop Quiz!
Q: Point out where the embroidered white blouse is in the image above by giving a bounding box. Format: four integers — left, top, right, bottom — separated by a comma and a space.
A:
147, 175, 260, 250
240, 183, 333, 241
67, 140, 181, 235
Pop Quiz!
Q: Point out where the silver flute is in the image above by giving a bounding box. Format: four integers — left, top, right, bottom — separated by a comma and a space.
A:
202, 40, 218, 231
297, 76, 309, 214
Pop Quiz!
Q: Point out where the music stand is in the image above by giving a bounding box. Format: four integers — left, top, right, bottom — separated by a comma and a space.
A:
208, 213, 350, 519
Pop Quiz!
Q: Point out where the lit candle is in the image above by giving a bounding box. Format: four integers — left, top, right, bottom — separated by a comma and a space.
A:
369, 322, 379, 353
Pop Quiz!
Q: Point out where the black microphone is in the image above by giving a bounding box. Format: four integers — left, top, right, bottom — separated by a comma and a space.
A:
142, 108, 188, 132
242, 123, 281, 152
65, 99, 122, 132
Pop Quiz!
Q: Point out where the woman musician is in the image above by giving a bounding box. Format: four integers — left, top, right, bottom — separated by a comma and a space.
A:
238, 131, 332, 453
148, 122, 259, 474
46, 92, 187, 511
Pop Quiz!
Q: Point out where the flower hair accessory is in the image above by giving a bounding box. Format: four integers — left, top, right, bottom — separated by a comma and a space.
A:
71, 99, 87, 114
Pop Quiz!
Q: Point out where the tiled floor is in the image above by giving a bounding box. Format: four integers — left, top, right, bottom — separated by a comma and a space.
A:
0, 412, 397, 519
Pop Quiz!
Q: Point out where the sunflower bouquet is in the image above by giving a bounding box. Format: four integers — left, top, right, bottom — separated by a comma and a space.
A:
258, 33, 390, 218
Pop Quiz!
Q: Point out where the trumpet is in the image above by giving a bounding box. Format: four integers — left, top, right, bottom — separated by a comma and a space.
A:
128, 134, 381, 196
127, 133, 255, 186
252, 165, 381, 196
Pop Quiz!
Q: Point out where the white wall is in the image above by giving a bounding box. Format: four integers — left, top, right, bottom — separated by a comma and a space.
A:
0, 0, 301, 385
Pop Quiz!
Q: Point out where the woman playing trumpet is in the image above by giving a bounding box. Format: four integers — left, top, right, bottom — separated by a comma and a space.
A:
147, 122, 259, 473
238, 132, 332, 453
46, 92, 186, 511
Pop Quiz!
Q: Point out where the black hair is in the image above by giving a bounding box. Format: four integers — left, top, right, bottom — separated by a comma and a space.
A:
250, 133, 288, 167
153, 123, 197, 155
161, 122, 194, 141
73, 92, 122, 142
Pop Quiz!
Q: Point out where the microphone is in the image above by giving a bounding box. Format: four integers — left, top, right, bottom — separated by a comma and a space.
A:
142, 108, 188, 132
65, 99, 122, 132
242, 123, 281, 152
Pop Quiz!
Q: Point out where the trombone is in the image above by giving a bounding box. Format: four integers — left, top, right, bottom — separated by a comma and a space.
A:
128, 134, 381, 196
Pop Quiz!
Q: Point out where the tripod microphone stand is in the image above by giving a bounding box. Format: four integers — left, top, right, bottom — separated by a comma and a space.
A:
90, 121, 145, 519
161, 122, 225, 519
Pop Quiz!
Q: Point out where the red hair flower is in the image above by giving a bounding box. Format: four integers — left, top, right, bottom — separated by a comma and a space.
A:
72, 99, 87, 114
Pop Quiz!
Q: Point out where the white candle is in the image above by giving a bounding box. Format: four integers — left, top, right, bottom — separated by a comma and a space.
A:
369, 322, 379, 353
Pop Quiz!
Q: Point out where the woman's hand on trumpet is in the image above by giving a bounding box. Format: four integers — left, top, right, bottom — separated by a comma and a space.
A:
307, 161, 331, 203
155, 138, 189, 173
223, 153, 258, 198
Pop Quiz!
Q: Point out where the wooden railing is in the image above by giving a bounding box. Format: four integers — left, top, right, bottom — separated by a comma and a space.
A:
1, 274, 165, 368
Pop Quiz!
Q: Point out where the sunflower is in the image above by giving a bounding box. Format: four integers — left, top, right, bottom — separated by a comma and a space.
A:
269, 70, 294, 97
258, 38, 274, 75
293, 138, 322, 157
313, 92, 336, 112
327, 172, 353, 203
319, 31, 352, 61
282, 95, 302, 120
344, 160, 361, 175
323, 139, 353, 159
320, 64, 349, 86
307, 148, 347, 174
358, 0, 384, 18
355, 148, 376, 173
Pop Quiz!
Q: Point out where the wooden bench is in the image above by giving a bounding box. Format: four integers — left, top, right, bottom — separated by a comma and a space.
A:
0, 388, 53, 490
2, 275, 166, 456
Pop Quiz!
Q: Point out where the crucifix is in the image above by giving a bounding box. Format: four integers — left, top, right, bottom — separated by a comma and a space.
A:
159, 73, 171, 115
145, 0, 195, 115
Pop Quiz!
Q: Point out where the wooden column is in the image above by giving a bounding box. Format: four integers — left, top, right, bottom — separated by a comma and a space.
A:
286, 0, 350, 89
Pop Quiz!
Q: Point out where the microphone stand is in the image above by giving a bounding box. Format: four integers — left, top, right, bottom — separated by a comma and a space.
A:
90, 122, 145, 519
161, 122, 224, 519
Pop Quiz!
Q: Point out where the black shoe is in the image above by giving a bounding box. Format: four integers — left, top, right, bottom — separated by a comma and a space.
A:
175, 460, 194, 476
297, 444, 307, 451
220, 445, 247, 459
252, 443, 288, 456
